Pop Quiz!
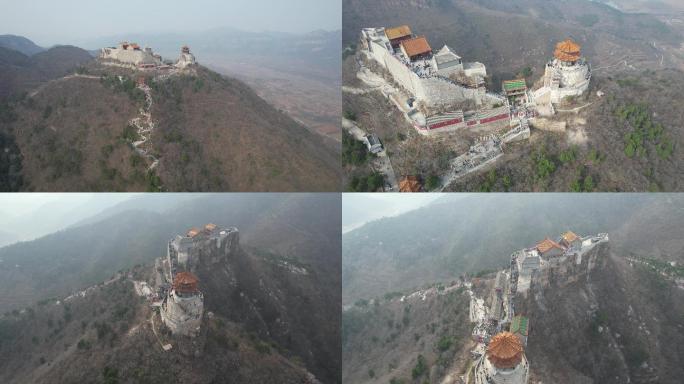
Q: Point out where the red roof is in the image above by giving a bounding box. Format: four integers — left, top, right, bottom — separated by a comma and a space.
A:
385, 25, 412, 41
401, 36, 432, 58
554, 39, 581, 62
561, 231, 579, 243
536, 238, 565, 254
487, 332, 524, 369
173, 271, 199, 293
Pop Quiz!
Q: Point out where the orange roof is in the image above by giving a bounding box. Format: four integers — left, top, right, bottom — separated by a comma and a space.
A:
554, 39, 581, 62
561, 231, 579, 243
399, 176, 421, 192
187, 228, 201, 238
487, 332, 524, 369
205, 223, 217, 231
173, 271, 199, 293
401, 36, 432, 58
536, 238, 565, 254
385, 25, 412, 41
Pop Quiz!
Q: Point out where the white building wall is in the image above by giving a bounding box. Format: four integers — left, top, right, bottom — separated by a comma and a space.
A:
161, 291, 203, 337
421, 77, 481, 107
464, 62, 487, 78
370, 40, 427, 100
482, 354, 529, 384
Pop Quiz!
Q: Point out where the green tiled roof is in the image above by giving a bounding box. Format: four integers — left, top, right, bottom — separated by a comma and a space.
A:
511, 315, 529, 336
503, 79, 527, 91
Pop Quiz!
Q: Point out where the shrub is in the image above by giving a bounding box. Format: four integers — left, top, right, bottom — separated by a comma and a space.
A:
342, 130, 368, 166
412, 354, 427, 379
102, 366, 119, 384
42, 105, 53, 119
437, 335, 453, 352
425, 175, 440, 191
343, 110, 357, 121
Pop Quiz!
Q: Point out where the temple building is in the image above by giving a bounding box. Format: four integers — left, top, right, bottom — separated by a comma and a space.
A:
510, 316, 529, 346
100, 42, 196, 70
474, 331, 529, 384
159, 224, 239, 337
560, 231, 581, 251
534, 39, 591, 106
176, 45, 197, 69
160, 271, 204, 337
502, 79, 529, 106
535, 238, 565, 258
385, 25, 412, 48
400, 36, 433, 61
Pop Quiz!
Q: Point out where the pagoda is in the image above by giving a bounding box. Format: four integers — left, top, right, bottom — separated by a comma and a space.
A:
554, 39, 582, 64
474, 331, 529, 384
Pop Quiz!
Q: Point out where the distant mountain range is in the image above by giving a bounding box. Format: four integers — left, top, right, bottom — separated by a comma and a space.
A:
0, 43, 92, 98
0, 35, 45, 56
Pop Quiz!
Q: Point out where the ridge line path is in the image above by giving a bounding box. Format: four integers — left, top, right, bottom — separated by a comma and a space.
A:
28, 73, 101, 97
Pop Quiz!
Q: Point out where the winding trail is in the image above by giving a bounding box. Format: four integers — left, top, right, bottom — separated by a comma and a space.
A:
128, 82, 159, 170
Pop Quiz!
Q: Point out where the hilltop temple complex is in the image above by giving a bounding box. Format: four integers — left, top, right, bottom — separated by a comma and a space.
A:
99, 42, 197, 70
466, 231, 609, 382
158, 224, 239, 337
357, 24, 592, 135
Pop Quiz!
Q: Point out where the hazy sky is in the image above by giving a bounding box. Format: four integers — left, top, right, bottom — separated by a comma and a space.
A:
0, 0, 341, 47
0, 193, 133, 217
342, 193, 452, 233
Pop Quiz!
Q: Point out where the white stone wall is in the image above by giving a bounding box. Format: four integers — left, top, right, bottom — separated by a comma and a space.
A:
464, 62, 487, 78
370, 40, 426, 100
541, 60, 591, 104
100, 47, 160, 66
421, 77, 482, 107
475, 354, 529, 384
161, 290, 203, 337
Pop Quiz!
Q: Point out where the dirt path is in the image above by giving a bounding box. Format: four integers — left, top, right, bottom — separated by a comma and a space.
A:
129, 83, 159, 170
29, 73, 100, 97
